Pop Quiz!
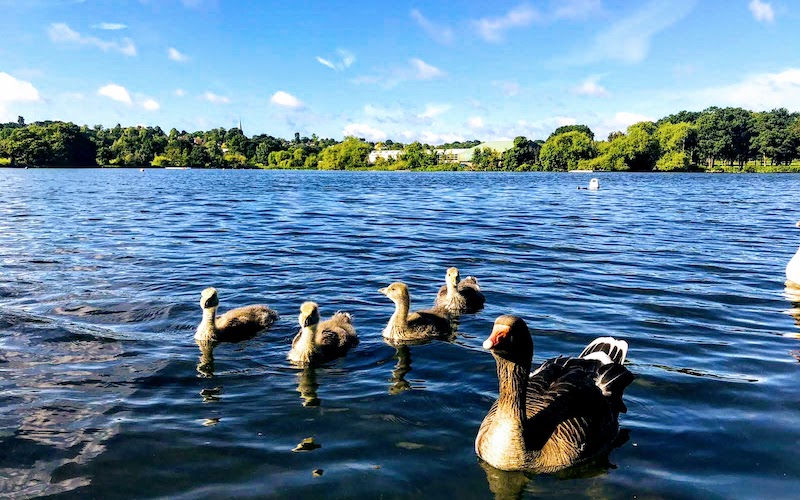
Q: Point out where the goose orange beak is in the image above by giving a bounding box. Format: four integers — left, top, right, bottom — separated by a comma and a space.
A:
483, 324, 510, 349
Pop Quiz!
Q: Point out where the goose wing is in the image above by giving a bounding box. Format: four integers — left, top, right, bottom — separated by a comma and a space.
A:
523, 356, 620, 462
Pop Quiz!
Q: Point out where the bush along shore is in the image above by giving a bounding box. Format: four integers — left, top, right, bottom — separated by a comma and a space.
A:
2, 106, 800, 172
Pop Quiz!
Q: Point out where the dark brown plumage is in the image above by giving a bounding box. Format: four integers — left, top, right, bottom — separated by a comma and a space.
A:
288, 302, 358, 366
434, 267, 486, 315
379, 282, 453, 343
194, 287, 278, 343
476, 315, 633, 473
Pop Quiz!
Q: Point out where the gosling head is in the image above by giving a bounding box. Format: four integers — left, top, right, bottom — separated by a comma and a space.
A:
445, 267, 460, 286
483, 315, 533, 366
200, 287, 219, 310
298, 301, 320, 329
378, 282, 409, 304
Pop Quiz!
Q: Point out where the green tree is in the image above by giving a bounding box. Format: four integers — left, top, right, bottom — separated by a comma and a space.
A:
548, 124, 594, 141
317, 136, 371, 170
540, 131, 596, 170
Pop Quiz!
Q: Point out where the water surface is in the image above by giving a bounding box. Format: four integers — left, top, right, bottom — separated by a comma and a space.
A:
1, 169, 799, 499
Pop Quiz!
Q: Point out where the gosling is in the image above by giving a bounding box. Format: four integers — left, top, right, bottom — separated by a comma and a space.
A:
288, 302, 359, 366
380, 282, 452, 343
434, 267, 486, 315
194, 287, 278, 343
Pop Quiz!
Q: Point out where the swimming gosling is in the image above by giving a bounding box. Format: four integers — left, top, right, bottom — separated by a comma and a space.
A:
379, 282, 452, 342
288, 302, 359, 366
434, 267, 486, 315
195, 287, 278, 343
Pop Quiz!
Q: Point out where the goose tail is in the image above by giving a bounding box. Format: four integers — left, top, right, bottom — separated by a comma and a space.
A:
580, 337, 628, 364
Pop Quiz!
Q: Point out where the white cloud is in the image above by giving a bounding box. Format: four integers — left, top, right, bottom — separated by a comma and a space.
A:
270, 90, 303, 109
142, 98, 160, 111
203, 91, 230, 104
410, 58, 444, 80
562, 0, 695, 65
97, 83, 132, 104
692, 68, 800, 110
574, 76, 609, 96
354, 58, 446, 88
555, 116, 578, 126
174, 88, 186, 97
468, 116, 485, 129
0, 72, 41, 104
48, 22, 136, 56
315, 49, 355, 71
418, 103, 451, 119
749, 0, 774, 23
168, 47, 189, 62
472, 4, 539, 43
363, 104, 405, 121
410, 9, 454, 44
613, 111, 653, 126
92, 22, 127, 30
343, 123, 386, 141
399, 130, 467, 145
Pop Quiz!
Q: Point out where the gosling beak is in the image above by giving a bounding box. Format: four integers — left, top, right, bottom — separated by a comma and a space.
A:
483, 324, 511, 350
378, 287, 388, 296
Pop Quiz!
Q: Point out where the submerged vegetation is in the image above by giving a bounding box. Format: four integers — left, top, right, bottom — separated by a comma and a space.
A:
2, 106, 800, 172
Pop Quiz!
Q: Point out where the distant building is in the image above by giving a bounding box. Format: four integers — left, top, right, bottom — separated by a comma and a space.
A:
367, 141, 516, 166
457, 141, 515, 164
368, 150, 402, 163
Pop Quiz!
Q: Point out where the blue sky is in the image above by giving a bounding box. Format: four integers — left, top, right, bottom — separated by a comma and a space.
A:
1, 0, 799, 143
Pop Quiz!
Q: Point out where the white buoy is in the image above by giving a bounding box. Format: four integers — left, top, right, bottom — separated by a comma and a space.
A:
588, 178, 600, 190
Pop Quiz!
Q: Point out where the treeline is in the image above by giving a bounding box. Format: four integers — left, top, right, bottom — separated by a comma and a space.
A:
1, 106, 799, 171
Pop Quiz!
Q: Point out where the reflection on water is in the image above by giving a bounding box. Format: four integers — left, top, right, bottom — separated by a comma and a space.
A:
296, 367, 321, 407
2, 170, 800, 498
388, 344, 413, 395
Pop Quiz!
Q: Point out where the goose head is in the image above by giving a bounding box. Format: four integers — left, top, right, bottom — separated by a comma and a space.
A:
483, 315, 533, 367
200, 287, 219, 310
379, 282, 409, 305
299, 301, 320, 329
445, 267, 460, 287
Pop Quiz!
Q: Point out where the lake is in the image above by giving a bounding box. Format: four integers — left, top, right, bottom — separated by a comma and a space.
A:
1, 169, 799, 499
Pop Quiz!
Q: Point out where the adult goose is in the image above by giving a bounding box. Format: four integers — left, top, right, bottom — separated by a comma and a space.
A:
194, 287, 278, 343
476, 315, 634, 473
434, 267, 486, 315
288, 302, 358, 366
379, 282, 452, 343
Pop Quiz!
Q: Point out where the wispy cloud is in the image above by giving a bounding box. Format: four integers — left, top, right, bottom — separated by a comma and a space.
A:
174, 88, 186, 97
168, 47, 189, 62
354, 58, 446, 88
418, 103, 451, 119
574, 76, 609, 96
472, 4, 539, 43
692, 68, 800, 110
748, 0, 774, 23
343, 123, 386, 141
92, 22, 127, 30
48, 22, 136, 56
560, 0, 695, 65
270, 90, 304, 109
316, 49, 355, 71
203, 91, 230, 104
492, 80, 521, 97
410, 9, 454, 44
551, 0, 602, 20
97, 83, 132, 104
468, 116, 485, 129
